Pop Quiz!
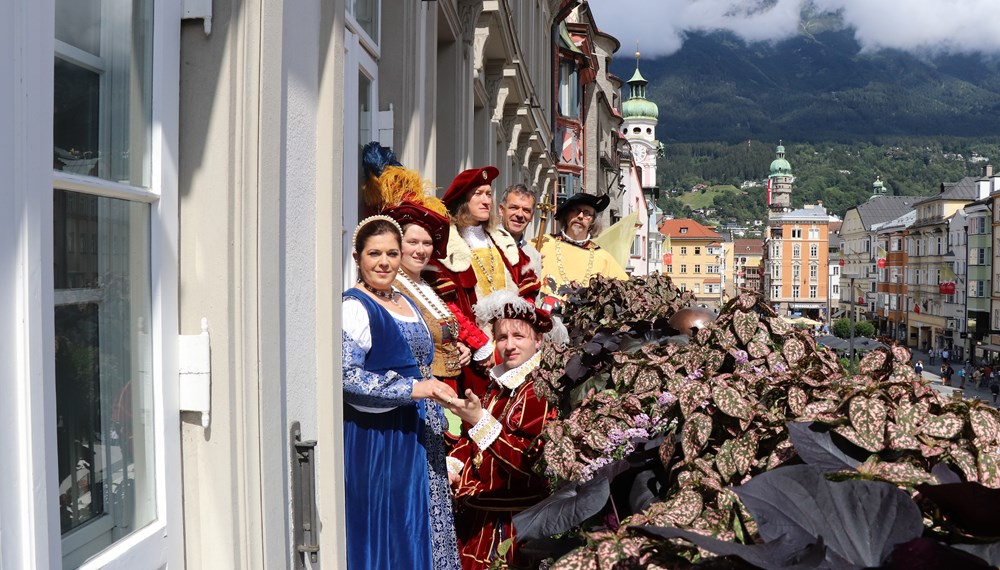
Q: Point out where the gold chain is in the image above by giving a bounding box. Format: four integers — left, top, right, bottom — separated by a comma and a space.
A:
471, 246, 500, 293
396, 274, 460, 337
555, 240, 595, 285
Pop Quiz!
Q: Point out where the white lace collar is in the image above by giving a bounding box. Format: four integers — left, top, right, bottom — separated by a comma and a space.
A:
461, 224, 491, 248
489, 351, 542, 391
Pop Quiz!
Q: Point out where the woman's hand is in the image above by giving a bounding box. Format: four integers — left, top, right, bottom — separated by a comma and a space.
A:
412, 378, 457, 403
456, 342, 472, 367
437, 388, 485, 426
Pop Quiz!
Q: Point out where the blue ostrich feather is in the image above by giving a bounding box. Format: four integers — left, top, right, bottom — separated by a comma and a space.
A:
361, 141, 402, 179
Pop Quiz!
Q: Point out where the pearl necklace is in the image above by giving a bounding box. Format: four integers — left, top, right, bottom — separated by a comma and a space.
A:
360, 280, 399, 306
555, 239, 596, 285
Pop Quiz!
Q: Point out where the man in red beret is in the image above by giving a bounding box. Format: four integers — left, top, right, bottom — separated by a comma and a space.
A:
428, 167, 540, 398
437, 290, 560, 570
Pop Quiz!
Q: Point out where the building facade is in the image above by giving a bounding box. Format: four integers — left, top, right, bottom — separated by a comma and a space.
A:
2, 0, 586, 567
765, 205, 831, 316
659, 218, 726, 308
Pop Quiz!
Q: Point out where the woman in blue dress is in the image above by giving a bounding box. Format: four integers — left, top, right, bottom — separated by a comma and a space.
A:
342, 215, 462, 569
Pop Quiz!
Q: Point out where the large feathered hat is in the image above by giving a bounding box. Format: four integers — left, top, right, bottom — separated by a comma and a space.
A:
362, 142, 450, 258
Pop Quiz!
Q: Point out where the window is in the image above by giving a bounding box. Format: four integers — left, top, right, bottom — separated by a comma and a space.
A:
694, 247, 701, 255
971, 280, 986, 297
791, 228, 802, 239
680, 265, 687, 273
558, 61, 579, 118
810, 264, 818, 280
809, 285, 817, 298
707, 265, 719, 274
680, 227, 688, 234
792, 285, 800, 298
693, 283, 701, 293
810, 244, 818, 258
665, 265, 672, 273
50, 0, 179, 565
792, 244, 801, 259
973, 216, 988, 234
771, 244, 781, 257
772, 285, 781, 298
630, 236, 642, 257
704, 283, 719, 294
832, 265, 840, 276
680, 247, 687, 255
694, 265, 701, 273
808, 227, 820, 240
832, 284, 839, 295
347, 0, 380, 45
771, 264, 780, 279
891, 237, 902, 251
793, 264, 801, 280
557, 172, 581, 199
975, 247, 988, 265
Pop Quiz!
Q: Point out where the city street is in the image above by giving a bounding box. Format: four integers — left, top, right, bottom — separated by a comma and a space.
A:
906, 347, 999, 406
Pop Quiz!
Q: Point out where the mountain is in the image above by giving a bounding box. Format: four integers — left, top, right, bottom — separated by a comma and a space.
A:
611, 27, 1000, 144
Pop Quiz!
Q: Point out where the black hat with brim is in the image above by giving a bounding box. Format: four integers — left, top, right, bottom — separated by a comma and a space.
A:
557, 192, 611, 221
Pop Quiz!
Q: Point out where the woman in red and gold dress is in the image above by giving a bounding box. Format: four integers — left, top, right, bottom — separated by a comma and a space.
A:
437, 290, 560, 569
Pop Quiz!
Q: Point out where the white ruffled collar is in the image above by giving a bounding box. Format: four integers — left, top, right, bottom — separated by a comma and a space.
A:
560, 231, 592, 246
489, 351, 542, 391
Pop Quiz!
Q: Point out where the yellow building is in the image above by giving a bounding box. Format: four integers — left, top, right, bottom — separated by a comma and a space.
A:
764, 205, 831, 317
660, 218, 726, 309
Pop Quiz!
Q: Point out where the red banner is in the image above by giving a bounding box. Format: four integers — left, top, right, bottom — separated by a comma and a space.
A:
663, 253, 672, 265
939, 282, 956, 295
877, 258, 886, 268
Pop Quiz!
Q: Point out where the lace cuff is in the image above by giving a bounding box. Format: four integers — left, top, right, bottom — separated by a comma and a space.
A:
468, 413, 502, 451
446, 456, 464, 477
473, 341, 495, 363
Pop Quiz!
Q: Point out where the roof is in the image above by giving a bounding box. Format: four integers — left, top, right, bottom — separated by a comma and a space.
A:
855, 196, 922, 230
732, 239, 764, 255
658, 218, 722, 240
828, 221, 843, 234
914, 176, 980, 206
871, 210, 916, 233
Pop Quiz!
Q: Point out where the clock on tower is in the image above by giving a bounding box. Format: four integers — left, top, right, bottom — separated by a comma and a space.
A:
633, 143, 647, 162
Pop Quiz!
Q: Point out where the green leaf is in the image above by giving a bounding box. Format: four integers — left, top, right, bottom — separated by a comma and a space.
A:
712, 383, 754, 420
970, 408, 1000, 449
922, 413, 964, 439
978, 451, 1000, 488
858, 350, 889, 374
733, 310, 758, 344
782, 337, 806, 366
787, 386, 808, 416
949, 447, 979, 482
678, 381, 710, 418
682, 412, 713, 460
715, 439, 738, 481
848, 396, 887, 452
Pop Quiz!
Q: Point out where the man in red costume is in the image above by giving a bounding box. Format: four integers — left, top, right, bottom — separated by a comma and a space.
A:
438, 290, 558, 570
429, 166, 540, 397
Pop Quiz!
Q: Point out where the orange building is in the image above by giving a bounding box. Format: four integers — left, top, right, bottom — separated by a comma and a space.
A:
763, 205, 831, 317
659, 218, 726, 309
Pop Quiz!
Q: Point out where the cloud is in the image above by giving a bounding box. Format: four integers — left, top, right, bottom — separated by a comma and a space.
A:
587, 0, 1000, 57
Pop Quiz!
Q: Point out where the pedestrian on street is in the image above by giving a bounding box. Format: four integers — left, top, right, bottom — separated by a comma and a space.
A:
914, 360, 924, 378
942, 348, 950, 363
929, 348, 936, 365
957, 365, 966, 389
941, 364, 953, 386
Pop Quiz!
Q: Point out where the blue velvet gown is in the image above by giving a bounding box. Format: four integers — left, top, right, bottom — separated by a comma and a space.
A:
342, 289, 460, 569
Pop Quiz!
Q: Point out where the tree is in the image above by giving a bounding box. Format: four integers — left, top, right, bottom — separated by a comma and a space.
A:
832, 317, 874, 338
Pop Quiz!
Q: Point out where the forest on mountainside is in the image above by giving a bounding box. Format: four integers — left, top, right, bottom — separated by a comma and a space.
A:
655, 138, 1000, 224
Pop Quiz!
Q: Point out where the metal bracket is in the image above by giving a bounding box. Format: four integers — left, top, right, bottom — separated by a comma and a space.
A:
291, 422, 319, 567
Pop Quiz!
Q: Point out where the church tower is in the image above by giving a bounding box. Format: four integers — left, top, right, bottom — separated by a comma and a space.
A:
768, 141, 793, 212
621, 50, 660, 189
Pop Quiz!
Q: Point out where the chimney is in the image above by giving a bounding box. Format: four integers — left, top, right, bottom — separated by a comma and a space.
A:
985, 164, 994, 178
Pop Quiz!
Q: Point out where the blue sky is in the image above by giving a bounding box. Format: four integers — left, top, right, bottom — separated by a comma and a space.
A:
587, 0, 1000, 58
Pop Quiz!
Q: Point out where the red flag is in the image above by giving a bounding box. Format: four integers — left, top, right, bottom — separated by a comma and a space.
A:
766, 177, 773, 205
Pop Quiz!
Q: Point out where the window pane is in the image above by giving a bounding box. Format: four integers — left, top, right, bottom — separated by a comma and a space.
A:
56, 0, 102, 55
53, 0, 153, 187
55, 191, 155, 560
348, 0, 379, 44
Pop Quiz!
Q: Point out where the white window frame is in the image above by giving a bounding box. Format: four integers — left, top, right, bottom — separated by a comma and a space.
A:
1, 1, 182, 567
